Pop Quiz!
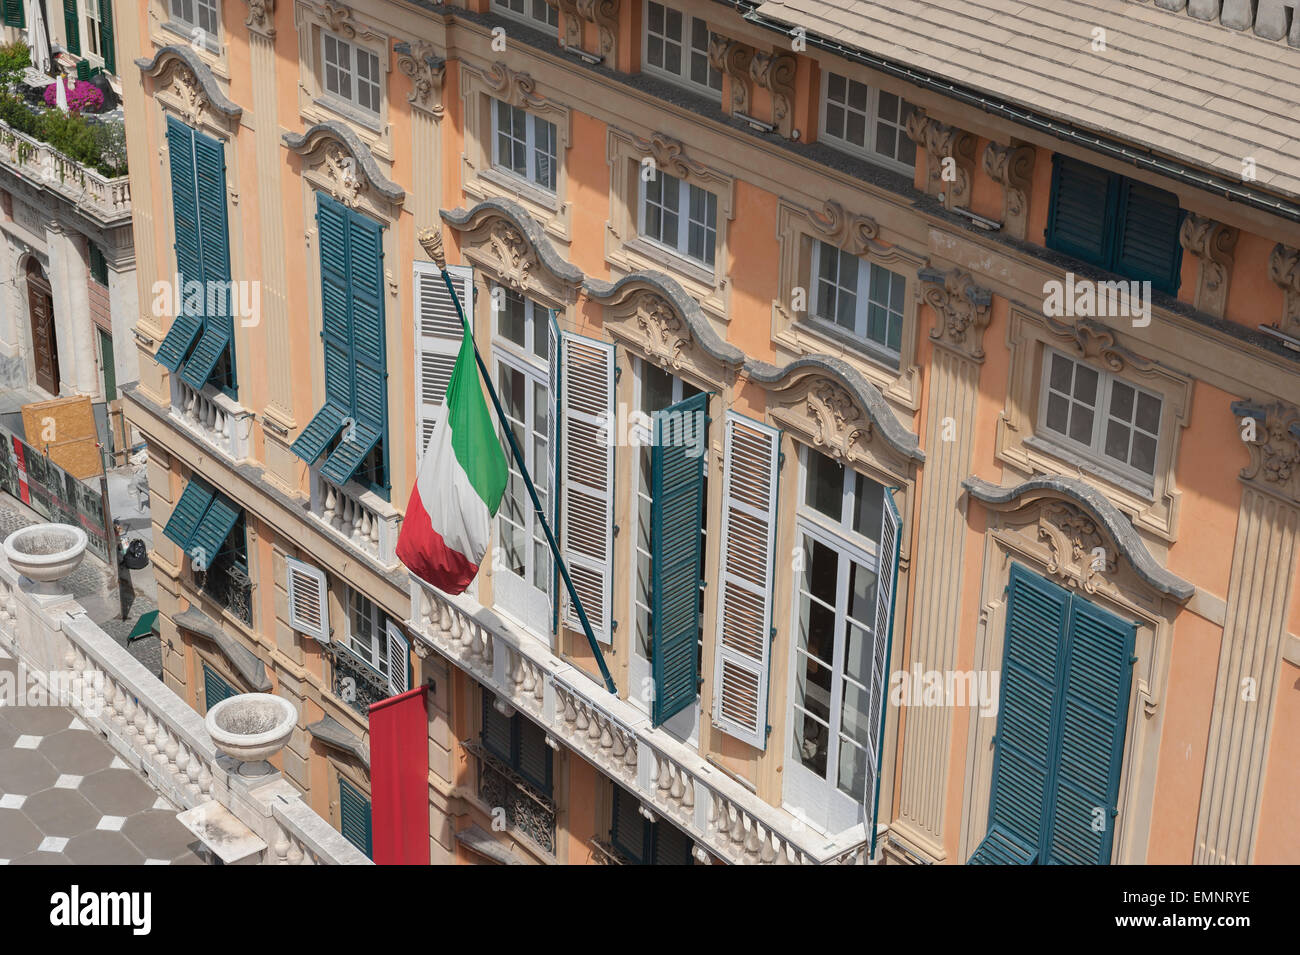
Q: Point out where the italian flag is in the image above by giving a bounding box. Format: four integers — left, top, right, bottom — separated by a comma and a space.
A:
397, 318, 508, 594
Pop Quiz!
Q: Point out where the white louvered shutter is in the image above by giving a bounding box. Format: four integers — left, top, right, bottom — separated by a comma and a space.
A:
559, 332, 615, 643
414, 262, 471, 461
712, 413, 780, 749
866, 489, 901, 834
386, 618, 411, 695
286, 556, 329, 643
547, 311, 561, 637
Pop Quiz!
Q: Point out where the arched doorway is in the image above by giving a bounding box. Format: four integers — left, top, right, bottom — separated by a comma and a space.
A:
25, 258, 58, 394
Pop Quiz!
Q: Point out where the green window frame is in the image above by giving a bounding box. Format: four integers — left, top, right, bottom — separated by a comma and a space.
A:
480, 691, 552, 795
201, 662, 236, 712
154, 117, 237, 397
290, 194, 389, 498
338, 778, 373, 858
610, 785, 694, 865
969, 563, 1136, 865
1046, 154, 1183, 296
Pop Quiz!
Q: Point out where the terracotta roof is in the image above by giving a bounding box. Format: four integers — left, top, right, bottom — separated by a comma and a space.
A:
752, 0, 1300, 201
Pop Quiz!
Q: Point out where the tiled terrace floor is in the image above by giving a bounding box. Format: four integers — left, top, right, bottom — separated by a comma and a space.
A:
0, 648, 206, 865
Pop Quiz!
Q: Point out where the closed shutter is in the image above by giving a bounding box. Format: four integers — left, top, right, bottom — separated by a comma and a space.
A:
345, 212, 387, 439
867, 488, 901, 854
1114, 179, 1183, 295
711, 413, 780, 749
162, 478, 214, 551
652, 816, 694, 865
610, 786, 648, 863
338, 779, 373, 858
558, 333, 615, 643
384, 619, 410, 696
2, 0, 25, 28
515, 717, 552, 794
202, 662, 236, 711
98, 0, 116, 73
63, 0, 81, 55
1047, 598, 1135, 864
413, 262, 469, 461
180, 130, 234, 391
480, 692, 514, 763
650, 391, 707, 726
285, 556, 329, 643
156, 119, 203, 372
547, 310, 560, 634
316, 196, 354, 415
1046, 155, 1115, 268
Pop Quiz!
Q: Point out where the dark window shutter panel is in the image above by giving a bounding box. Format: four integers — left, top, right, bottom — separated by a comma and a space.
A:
1046, 155, 1114, 268
652, 817, 694, 865
650, 390, 708, 726
63, 0, 80, 55
202, 663, 236, 711
1114, 179, 1183, 295
610, 787, 648, 863
515, 716, 552, 794
165, 118, 201, 293
188, 491, 241, 566
2, 0, 26, 28
290, 402, 346, 465
154, 312, 203, 373
162, 478, 215, 552
338, 779, 372, 858
98, 0, 116, 73
480, 693, 514, 764
193, 131, 231, 286
316, 195, 354, 410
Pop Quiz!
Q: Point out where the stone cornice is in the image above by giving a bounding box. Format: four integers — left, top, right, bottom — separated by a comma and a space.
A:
441, 197, 584, 289
963, 475, 1195, 601
283, 122, 406, 205
1231, 399, 1300, 502
135, 46, 244, 123
917, 266, 992, 362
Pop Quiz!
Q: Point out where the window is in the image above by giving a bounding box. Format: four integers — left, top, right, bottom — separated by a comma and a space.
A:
640, 170, 717, 267
969, 564, 1134, 865
643, 1, 720, 95
83, 0, 101, 56
88, 243, 108, 286
492, 0, 557, 29
170, 0, 218, 40
492, 100, 558, 193
631, 360, 707, 736
322, 31, 382, 115
1038, 349, 1162, 483
784, 448, 899, 836
344, 587, 391, 681
609, 785, 694, 864
821, 72, 917, 172
481, 691, 553, 794
493, 286, 554, 637
1046, 155, 1183, 295
810, 239, 905, 367
338, 778, 373, 858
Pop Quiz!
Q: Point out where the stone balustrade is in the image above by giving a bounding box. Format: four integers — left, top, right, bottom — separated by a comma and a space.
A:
0, 119, 131, 223
0, 553, 369, 865
309, 469, 401, 569
170, 377, 255, 464
410, 578, 873, 865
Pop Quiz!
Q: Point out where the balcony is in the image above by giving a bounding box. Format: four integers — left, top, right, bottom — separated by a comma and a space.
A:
308, 469, 401, 570
0, 119, 131, 224
465, 741, 557, 856
409, 579, 874, 865
196, 560, 253, 627
169, 377, 255, 464
0, 551, 369, 865
325, 641, 391, 718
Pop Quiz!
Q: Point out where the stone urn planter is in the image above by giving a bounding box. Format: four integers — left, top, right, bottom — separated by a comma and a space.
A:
205, 693, 297, 778
3, 524, 87, 595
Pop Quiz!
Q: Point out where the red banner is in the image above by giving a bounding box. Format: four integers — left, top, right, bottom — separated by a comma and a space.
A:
368, 685, 430, 865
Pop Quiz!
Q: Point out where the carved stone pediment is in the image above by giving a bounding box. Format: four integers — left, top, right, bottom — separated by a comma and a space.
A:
284, 122, 405, 210
631, 132, 707, 181
484, 61, 547, 109
809, 200, 879, 256
1232, 399, 1300, 502
1038, 502, 1119, 595
135, 46, 243, 128
443, 198, 584, 301
1041, 315, 1156, 374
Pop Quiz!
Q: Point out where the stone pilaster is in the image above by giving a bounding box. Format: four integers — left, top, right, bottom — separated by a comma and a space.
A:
1267, 243, 1300, 336
905, 109, 976, 210
893, 267, 992, 859
1194, 399, 1300, 864
981, 141, 1034, 239
1179, 213, 1238, 319
395, 41, 446, 238
46, 223, 97, 396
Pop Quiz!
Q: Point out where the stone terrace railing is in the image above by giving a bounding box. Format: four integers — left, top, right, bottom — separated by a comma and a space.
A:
0, 119, 131, 223
0, 553, 369, 865
411, 579, 874, 865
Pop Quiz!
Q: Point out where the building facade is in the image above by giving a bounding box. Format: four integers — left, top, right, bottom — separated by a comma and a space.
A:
119, 0, 1300, 864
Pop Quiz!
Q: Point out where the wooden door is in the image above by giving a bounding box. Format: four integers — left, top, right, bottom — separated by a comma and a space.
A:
26, 264, 58, 394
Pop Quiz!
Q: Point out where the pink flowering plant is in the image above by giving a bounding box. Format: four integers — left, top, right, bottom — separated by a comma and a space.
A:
43, 79, 104, 113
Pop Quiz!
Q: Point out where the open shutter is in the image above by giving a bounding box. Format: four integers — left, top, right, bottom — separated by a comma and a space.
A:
98, 0, 116, 73
650, 391, 707, 726
187, 492, 240, 570
1046, 155, 1115, 268
157, 119, 203, 372
384, 619, 411, 696
154, 313, 203, 374
1114, 179, 1182, 295
162, 478, 214, 551
202, 662, 236, 710
285, 556, 329, 643
316, 195, 355, 416
1046, 599, 1135, 864
2, 0, 25, 28
969, 563, 1068, 864
63, 0, 80, 54
320, 419, 381, 486
413, 262, 469, 461
711, 412, 779, 749
558, 333, 615, 643
180, 130, 234, 391
290, 402, 346, 465
515, 717, 553, 793
547, 310, 561, 634
867, 487, 901, 855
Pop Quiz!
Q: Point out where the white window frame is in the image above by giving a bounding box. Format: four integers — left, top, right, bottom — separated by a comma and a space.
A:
169, 0, 220, 45
82, 0, 102, 59
819, 70, 917, 175
783, 448, 886, 837
321, 29, 383, 116
491, 285, 553, 640
1036, 347, 1163, 489
642, 0, 721, 98
809, 239, 906, 367
492, 0, 558, 30
638, 170, 718, 269
343, 585, 390, 681
491, 99, 559, 194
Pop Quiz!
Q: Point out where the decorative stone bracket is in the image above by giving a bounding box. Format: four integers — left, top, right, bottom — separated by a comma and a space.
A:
749, 50, 797, 138
917, 267, 992, 362
242, 0, 276, 36
1179, 213, 1238, 319
1231, 399, 1300, 503
1267, 243, 1300, 336
905, 109, 976, 210
544, 0, 620, 59
395, 41, 446, 117
981, 141, 1034, 239
708, 35, 754, 115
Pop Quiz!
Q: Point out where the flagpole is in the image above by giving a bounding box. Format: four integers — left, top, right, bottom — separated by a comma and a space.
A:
420, 228, 616, 695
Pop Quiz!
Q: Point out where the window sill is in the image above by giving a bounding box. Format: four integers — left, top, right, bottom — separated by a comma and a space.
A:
1022, 434, 1157, 503
623, 236, 716, 287
311, 95, 385, 137
159, 21, 223, 61
819, 135, 914, 179
798, 314, 902, 375
480, 165, 560, 213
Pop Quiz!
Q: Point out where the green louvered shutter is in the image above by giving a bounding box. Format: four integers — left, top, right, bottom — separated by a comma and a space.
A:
76, 59, 90, 80
868, 488, 902, 858
291, 403, 347, 465
1114, 179, 1183, 295
1047, 598, 1135, 865
1046, 155, 1116, 269
156, 119, 204, 372
63, 0, 80, 54
162, 479, 215, 551
969, 563, 1068, 864
338, 779, 372, 858
317, 195, 354, 411
98, 0, 116, 73
2, 0, 25, 27
202, 663, 236, 711
653, 816, 693, 865
480, 692, 514, 763
650, 391, 707, 726
187, 492, 241, 570
547, 310, 561, 634
180, 130, 234, 391
611, 786, 648, 863
515, 716, 553, 794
